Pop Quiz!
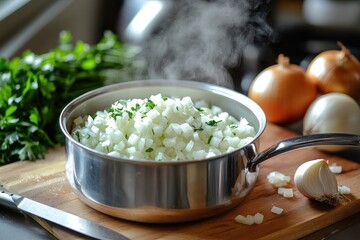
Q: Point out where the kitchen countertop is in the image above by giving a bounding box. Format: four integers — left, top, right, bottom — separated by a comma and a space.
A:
0, 123, 359, 239
302, 211, 360, 239
278, 121, 360, 239
1, 193, 359, 240
0, 208, 56, 240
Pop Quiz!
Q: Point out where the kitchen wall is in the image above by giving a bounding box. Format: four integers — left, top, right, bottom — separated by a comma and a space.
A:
0, 0, 121, 58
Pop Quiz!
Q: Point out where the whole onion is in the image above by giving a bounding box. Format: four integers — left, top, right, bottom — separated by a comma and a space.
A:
306, 42, 360, 102
303, 92, 360, 152
248, 54, 317, 124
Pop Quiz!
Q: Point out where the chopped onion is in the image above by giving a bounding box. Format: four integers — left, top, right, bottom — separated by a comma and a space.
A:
338, 185, 351, 195
329, 164, 342, 174
254, 213, 264, 224
278, 187, 294, 198
245, 215, 255, 225
71, 94, 256, 161
271, 205, 283, 215
267, 171, 291, 187
73, 116, 84, 125
234, 215, 253, 225
234, 213, 264, 225
283, 188, 294, 198
234, 214, 247, 224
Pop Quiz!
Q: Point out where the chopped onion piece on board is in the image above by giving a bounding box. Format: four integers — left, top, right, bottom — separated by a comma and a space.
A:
271, 205, 283, 215
245, 215, 255, 225
338, 185, 351, 194
278, 187, 286, 195
267, 171, 291, 187
235, 212, 264, 225
234, 214, 247, 224
278, 187, 294, 198
283, 188, 294, 198
329, 164, 342, 174
254, 213, 264, 224
234, 215, 253, 225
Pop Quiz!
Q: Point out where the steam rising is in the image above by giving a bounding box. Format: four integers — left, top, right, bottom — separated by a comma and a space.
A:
143, 0, 272, 88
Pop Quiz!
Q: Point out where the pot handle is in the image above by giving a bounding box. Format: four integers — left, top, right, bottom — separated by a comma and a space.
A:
247, 133, 360, 172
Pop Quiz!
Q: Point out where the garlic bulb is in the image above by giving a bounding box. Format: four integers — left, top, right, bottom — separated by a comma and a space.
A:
294, 159, 339, 205
303, 93, 360, 152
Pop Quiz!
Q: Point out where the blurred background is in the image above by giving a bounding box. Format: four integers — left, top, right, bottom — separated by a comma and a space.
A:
1, 0, 360, 93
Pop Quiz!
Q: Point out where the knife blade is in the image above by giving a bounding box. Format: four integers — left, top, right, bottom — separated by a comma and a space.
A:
0, 187, 129, 240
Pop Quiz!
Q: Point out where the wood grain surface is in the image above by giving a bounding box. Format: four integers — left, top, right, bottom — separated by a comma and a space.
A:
0, 123, 359, 240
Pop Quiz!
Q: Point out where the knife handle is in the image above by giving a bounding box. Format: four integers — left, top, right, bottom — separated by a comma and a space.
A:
0, 188, 23, 210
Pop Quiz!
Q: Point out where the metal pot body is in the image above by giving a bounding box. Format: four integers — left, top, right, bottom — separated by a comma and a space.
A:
60, 80, 266, 223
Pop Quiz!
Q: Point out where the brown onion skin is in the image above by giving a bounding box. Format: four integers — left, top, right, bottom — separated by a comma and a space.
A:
248, 54, 317, 124
306, 45, 360, 102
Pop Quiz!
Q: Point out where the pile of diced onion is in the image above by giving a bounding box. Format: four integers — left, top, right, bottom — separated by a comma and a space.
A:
71, 94, 256, 161
235, 162, 352, 226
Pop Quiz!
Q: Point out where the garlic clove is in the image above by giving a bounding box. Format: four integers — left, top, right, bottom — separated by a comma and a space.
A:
318, 164, 338, 196
294, 159, 339, 205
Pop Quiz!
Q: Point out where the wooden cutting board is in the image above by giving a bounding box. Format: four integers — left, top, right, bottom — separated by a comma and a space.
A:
1, 123, 359, 240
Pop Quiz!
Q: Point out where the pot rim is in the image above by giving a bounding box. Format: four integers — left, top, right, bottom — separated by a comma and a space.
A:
59, 79, 266, 166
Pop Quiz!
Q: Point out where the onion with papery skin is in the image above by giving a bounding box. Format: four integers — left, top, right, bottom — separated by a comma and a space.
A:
306, 42, 360, 102
248, 54, 317, 123
303, 92, 360, 152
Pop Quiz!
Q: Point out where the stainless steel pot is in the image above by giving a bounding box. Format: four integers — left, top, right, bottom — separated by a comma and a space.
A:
59, 79, 360, 223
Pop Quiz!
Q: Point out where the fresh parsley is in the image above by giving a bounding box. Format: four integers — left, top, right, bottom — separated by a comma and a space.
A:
146, 99, 155, 109
145, 147, 154, 153
207, 135, 213, 144
0, 30, 147, 164
205, 120, 222, 127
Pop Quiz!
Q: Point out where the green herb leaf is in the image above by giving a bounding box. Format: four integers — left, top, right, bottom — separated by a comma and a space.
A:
207, 135, 213, 144
145, 147, 154, 153
5, 105, 17, 117
29, 108, 39, 125
205, 120, 222, 127
192, 125, 204, 132
131, 103, 140, 111
146, 99, 155, 109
